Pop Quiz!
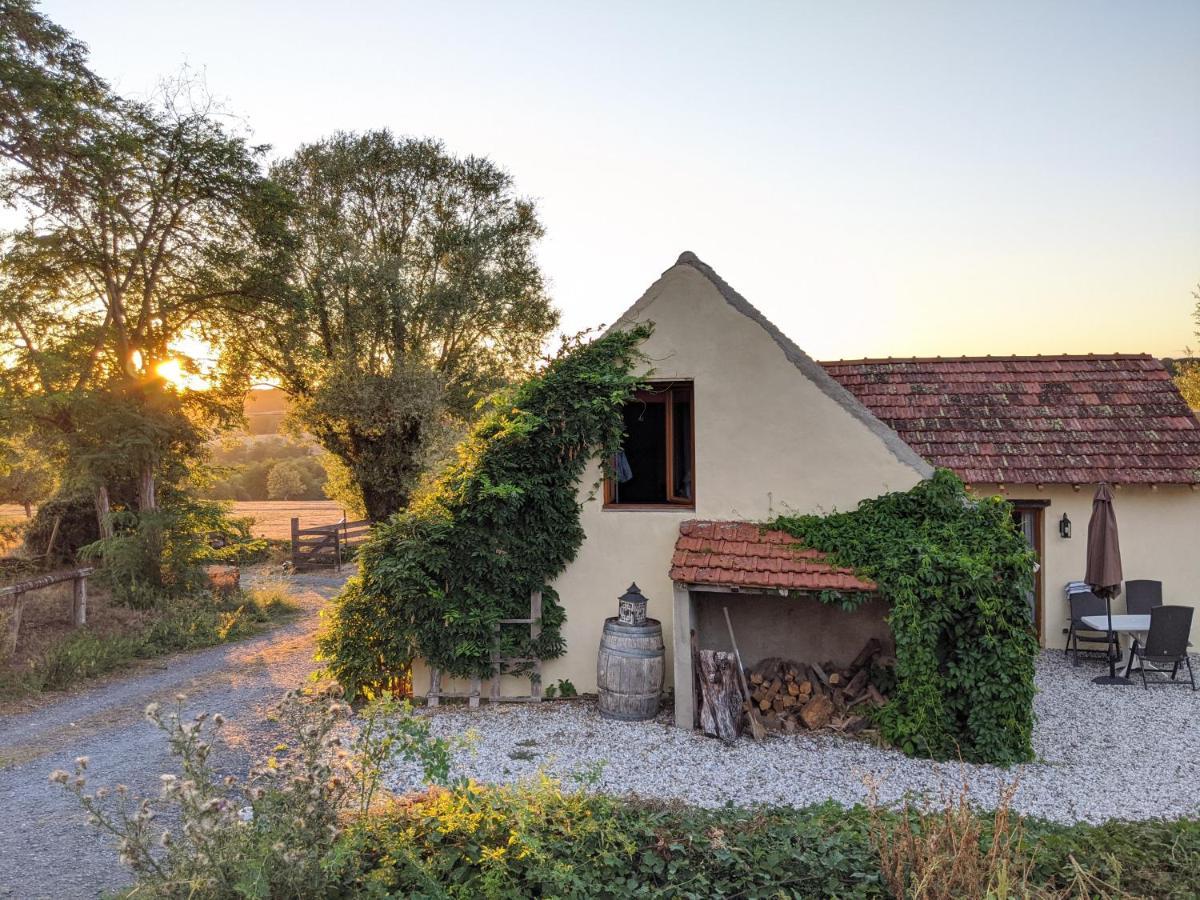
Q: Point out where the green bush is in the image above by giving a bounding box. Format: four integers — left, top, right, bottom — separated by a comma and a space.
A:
82, 498, 268, 608
341, 780, 1200, 899
771, 470, 1039, 766
319, 326, 651, 697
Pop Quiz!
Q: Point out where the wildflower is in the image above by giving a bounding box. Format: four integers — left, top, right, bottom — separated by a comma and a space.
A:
49, 770, 70, 785
175, 693, 187, 703
212, 714, 225, 726
159, 831, 173, 848
115, 784, 128, 795
73, 777, 86, 790
74, 756, 89, 770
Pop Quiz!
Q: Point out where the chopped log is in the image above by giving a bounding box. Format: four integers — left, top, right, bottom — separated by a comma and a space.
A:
750, 672, 764, 686
828, 672, 842, 687
842, 714, 869, 735
867, 684, 887, 707
845, 668, 869, 698
800, 694, 834, 730
797, 680, 813, 696
787, 681, 800, 697
810, 662, 831, 689
850, 637, 883, 671
697, 650, 743, 743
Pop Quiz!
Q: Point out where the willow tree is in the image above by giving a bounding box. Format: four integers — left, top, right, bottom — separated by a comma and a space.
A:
225, 131, 558, 519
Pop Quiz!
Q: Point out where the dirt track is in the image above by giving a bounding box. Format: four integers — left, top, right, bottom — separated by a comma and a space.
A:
0, 567, 349, 899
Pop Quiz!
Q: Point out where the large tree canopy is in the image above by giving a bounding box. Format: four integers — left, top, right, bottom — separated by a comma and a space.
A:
224, 131, 558, 519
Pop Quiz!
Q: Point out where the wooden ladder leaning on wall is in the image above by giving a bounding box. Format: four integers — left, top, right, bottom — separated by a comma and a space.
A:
426, 590, 543, 707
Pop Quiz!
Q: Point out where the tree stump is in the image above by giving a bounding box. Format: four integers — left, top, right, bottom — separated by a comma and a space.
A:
697, 649, 743, 743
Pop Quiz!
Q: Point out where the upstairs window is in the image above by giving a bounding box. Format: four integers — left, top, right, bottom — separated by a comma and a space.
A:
606, 382, 694, 508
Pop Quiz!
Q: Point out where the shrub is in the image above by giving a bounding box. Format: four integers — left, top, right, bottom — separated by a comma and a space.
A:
82, 498, 268, 608
771, 470, 1039, 766
318, 326, 652, 697
54, 689, 456, 899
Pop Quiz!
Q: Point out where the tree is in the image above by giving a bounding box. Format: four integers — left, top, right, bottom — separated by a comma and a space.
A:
1175, 285, 1200, 411
0, 435, 55, 516
0, 67, 266, 533
223, 131, 558, 520
266, 459, 306, 500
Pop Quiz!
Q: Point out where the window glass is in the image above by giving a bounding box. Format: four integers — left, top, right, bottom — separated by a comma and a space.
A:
613, 401, 667, 503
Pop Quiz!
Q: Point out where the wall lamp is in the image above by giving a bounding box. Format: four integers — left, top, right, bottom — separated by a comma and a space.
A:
1059, 513, 1072, 539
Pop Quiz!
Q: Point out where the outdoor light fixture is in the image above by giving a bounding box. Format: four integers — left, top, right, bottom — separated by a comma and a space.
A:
617, 583, 649, 625
1059, 513, 1072, 539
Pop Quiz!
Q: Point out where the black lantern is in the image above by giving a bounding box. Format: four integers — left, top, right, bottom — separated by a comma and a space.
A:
617, 583, 649, 625
1059, 513, 1072, 539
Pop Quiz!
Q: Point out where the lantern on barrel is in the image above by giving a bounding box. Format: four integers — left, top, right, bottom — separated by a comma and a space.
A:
597, 583, 665, 721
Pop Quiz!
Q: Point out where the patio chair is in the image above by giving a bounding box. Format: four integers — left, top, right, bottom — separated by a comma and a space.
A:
1064, 590, 1117, 666
1125, 580, 1163, 616
1126, 605, 1195, 690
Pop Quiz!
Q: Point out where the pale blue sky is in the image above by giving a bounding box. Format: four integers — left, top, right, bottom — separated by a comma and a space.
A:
43, 0, 1200, 359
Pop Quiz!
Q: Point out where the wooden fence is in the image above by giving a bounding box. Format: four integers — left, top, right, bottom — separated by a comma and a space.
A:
0, 567, 94, 654
289, 517, 373, 571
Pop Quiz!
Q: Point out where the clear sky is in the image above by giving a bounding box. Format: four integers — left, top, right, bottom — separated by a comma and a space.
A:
43, 0, 1200, 360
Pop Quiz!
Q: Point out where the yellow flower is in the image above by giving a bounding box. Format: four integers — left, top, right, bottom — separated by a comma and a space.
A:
480, 845, 507, 862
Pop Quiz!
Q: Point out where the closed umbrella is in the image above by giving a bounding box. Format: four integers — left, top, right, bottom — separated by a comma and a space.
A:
1086, 483, 1128, 685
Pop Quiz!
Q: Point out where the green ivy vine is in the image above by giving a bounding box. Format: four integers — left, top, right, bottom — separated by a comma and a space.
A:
771, 469, 1039, 766
318, 325, 652, 699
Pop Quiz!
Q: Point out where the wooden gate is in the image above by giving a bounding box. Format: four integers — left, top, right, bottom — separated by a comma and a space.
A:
290, 517, 372, 571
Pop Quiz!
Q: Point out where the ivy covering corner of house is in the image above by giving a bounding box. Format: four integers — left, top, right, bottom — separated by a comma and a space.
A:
770, 469, 1039, 767
317, 324, 654, 699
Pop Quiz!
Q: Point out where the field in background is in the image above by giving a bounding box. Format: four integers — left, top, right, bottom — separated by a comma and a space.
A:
231, 500, 347, 540
2, 501, 346, 543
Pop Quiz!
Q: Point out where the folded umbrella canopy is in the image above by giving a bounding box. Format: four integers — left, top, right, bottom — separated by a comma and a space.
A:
1086, 483, 1128, 685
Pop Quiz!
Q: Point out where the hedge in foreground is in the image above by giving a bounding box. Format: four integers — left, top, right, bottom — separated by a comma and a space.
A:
346, 780, 1200, 899
771, 470, 1040, 766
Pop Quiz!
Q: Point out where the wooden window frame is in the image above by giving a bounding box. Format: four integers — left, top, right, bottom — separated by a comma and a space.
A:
604, 381, 695, 510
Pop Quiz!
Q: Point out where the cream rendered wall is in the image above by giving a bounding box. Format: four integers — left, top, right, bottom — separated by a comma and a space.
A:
972, 483, 1200, 648
415, 259, 928, 698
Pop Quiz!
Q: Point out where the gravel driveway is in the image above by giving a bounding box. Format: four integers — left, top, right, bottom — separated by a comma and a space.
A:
0, 567, 348, 900
386, 649, 1200, 825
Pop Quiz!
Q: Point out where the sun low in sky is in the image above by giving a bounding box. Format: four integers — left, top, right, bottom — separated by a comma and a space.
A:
45, 0, 1200, 361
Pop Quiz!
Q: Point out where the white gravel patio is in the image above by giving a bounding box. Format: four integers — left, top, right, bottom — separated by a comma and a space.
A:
384, 649, 1200, 825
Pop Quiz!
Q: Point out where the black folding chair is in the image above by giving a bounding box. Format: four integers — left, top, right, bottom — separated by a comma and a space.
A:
1127, 605, 1195, 690
1125, 580, 1163, 616
1065, 590, 1116, 666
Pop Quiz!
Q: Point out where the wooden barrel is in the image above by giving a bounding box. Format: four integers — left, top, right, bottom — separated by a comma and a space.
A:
597, 617, 664, 721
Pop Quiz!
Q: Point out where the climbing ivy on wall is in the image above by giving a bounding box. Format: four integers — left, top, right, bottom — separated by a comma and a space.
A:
318, 325, 652, 699
771, 469, 1039, 767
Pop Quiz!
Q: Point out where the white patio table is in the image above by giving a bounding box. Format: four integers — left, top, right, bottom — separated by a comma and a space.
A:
1081, 614, 1150, 676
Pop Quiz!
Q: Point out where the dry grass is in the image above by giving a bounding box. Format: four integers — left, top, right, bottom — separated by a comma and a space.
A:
230, 500, 348, 540
866, 773, 1138, 900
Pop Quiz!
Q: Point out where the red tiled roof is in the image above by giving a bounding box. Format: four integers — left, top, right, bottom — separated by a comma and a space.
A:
669, 520, 875, 592
821, 354, 1200, 485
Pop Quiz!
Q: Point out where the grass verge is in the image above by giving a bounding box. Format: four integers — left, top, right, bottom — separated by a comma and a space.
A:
0, 584, 298, 702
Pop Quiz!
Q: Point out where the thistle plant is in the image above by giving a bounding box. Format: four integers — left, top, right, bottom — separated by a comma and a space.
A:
52, 687, 455, 898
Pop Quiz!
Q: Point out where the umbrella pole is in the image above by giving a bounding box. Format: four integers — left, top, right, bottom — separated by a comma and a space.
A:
1093, 593, 1131, 686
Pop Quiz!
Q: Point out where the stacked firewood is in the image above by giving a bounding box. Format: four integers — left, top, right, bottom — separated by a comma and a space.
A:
744, 638, 890, 735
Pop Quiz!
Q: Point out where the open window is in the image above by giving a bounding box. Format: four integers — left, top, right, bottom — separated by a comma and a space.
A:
605, 382, 694, 508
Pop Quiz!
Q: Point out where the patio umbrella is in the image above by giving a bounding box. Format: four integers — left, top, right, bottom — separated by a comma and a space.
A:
1085, 483, 1128, 685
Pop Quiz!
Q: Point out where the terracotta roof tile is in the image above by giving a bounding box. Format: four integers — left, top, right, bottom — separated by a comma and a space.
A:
822, 355, 1200, 485
669, 520, 875, 592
